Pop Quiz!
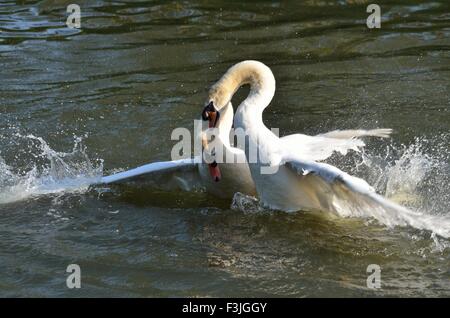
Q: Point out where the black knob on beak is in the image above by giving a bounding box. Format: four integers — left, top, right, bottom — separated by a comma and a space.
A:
202, 101, 215, 121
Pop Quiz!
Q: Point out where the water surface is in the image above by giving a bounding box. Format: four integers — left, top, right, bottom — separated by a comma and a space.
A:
0, 0, 449, 297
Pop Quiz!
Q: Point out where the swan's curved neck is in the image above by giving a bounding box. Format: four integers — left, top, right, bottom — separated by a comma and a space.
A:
209, 61, 276, 119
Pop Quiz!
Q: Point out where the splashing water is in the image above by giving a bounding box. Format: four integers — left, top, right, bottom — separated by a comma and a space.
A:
357, 135, 449, 212
330, 135, 450, 238
231, 192, 265, 214
0, 134, 103, 205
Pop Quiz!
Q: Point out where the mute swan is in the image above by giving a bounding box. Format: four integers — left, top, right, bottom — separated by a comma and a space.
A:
202, 60, 402, 213
100, 102, 255, 198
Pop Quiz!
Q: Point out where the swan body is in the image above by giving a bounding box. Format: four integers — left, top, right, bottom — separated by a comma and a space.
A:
205, 60, 398, 213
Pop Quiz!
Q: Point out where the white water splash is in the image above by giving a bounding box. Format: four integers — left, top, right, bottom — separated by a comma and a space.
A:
337, 135, 450, 238
0, 134, 103, 204
358, 137, 449, 210
231, 192, 264, 214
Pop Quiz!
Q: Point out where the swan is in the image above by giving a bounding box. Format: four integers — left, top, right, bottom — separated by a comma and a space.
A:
201, 60, 404, 214
100, 101, 256, 199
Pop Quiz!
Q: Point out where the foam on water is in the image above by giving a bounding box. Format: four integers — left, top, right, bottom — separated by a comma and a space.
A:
0, 134, 103, 205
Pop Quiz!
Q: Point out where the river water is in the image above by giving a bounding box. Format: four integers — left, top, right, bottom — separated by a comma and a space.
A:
0, 0, 449, 297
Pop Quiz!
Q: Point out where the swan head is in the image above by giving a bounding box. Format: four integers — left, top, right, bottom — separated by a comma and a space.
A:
201, 83, 233, 129
201, 101, 234, 183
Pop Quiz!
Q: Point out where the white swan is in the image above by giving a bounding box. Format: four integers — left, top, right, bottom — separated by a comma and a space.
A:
100, 102, 255, 199
202, 60, 403, 213
203, 61, 449, 240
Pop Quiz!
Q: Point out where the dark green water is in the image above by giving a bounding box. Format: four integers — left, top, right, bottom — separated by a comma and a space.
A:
0, 0, 449, 297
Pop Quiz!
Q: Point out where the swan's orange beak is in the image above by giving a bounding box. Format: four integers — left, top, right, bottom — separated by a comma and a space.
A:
202, 102, 221, 182
209, 161, 221, 182
206, 112, 218, 128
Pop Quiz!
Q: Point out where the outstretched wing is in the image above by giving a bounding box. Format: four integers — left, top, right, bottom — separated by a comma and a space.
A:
100, 158, 202, 191
281, 153, 449, 238
317, 128, 392, 139
280, 128, 392, 161
280, 134, 364, 161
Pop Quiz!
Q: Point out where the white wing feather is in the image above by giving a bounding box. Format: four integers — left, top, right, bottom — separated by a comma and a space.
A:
282, 154, 375, 194
317, 128, 392, 139
281, 134, 364, 161
280, 128, 392, 162
99, 158, 201, 191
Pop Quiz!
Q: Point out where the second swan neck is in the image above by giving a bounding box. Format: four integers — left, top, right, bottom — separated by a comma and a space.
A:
209, 60, 276, 111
